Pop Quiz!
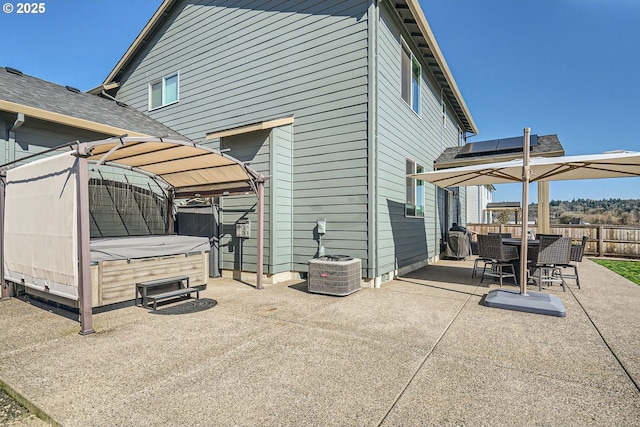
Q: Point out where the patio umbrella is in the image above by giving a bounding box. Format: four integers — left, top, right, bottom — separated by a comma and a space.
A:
411, 148, 640, 188
409, 129, 640, 314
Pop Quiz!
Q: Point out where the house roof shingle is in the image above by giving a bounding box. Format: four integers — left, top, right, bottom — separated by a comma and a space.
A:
0, 67, 189, 141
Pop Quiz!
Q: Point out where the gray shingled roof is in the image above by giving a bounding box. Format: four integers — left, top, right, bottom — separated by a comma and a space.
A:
435, 134, 564, 169
0, 67, 189, 141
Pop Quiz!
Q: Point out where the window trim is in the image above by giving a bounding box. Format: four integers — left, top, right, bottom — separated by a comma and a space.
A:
405, 159, 425, 218
148, 71, 179, 111
400, 39, 421, 116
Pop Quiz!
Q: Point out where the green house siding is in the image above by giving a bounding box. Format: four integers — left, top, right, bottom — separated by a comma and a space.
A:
112, 0, 472, 280
0, 116, 104, 164
115, 0, 371, 276
270, 125, 294, 274
218, 130, 271, 273
373, 2, 464, 275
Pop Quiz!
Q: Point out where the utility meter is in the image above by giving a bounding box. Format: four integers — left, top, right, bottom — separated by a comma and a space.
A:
317, 218, 326, 235
236, 220, 251, 239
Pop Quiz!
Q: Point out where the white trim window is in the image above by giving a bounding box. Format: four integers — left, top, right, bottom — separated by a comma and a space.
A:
406, 159, 425, 217
401, 40, 421, 115
149, 72, 179, 110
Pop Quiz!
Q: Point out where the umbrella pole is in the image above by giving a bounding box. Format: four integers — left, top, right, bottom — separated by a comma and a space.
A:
520, 128, 531, 295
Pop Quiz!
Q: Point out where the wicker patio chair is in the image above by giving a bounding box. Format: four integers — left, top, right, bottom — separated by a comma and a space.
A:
472, 234, 494, 278
557, 236, 588, 289
477, 234, 519, 287
532, 236, 571, 292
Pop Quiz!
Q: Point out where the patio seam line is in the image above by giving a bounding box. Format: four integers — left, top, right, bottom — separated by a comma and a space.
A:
375, 285, 481, 427
566, 284, 640, 393
396, 277, 480, 297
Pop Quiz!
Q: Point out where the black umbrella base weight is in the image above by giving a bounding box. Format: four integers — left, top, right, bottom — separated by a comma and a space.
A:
485, 289, 566, 317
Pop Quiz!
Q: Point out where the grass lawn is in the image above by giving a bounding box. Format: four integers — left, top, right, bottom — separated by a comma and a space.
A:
590, 258, 640, 286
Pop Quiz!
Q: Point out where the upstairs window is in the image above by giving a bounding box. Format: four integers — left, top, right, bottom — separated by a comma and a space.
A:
401, 41, 421, 115
406, 159, 425, 217
149, 72, 179, 110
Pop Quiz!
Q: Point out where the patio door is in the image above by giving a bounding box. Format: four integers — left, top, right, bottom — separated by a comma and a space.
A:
437, 187, 453, 251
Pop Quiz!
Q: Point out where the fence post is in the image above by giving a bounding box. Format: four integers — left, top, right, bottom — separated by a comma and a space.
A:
598, 225, 604, 256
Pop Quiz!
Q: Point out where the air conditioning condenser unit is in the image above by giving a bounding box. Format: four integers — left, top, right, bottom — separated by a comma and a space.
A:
308, 255, 361, 296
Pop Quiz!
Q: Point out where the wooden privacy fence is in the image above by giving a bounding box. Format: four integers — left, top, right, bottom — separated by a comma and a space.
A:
467, 223, 640, 259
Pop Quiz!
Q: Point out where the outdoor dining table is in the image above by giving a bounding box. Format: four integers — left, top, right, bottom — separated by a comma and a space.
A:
501, 238, 540, 284
502, 237, 539, 248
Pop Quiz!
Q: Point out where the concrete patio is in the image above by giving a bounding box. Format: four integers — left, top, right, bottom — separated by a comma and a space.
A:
1, 257, 639, 426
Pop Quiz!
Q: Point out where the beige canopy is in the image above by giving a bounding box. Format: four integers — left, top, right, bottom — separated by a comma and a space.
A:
409, 150, 640, 187
83, 136, 265, 198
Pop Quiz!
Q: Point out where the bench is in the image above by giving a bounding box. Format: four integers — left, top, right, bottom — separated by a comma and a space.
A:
146, 287, 200, 311
136, 276, 197, 310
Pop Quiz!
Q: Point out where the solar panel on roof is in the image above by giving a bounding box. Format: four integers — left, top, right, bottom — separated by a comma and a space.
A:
458, 139, 499, 155
496, 135, 539, 151
457, 135, 539, 157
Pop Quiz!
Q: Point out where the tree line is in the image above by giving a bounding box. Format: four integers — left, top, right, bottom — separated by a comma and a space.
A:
543, 198, 639, 225
493, 199, 640, 225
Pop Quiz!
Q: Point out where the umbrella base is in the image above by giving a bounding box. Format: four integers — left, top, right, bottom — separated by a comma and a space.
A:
485, 289, 566, 317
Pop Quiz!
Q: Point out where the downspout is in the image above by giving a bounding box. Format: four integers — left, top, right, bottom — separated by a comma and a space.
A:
10, 113, 24, 133
6, 113, 25, 164
268, 131, 275, 276
2, 113, 25, 299
101, 90, 121, 104
0, 171, 7, 299
256, 179, 264, 290
367, 0, 380, 286
478, 186, 482, 224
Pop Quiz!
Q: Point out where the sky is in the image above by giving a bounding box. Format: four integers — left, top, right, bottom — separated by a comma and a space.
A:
1, 0, 639, 202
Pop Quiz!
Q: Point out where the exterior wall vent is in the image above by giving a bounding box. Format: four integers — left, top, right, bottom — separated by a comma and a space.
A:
5, 67, 23, 76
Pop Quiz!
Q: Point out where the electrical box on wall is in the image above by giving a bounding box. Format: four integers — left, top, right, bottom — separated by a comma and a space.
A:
317, 218, 326, 234
236, 220, 251, 239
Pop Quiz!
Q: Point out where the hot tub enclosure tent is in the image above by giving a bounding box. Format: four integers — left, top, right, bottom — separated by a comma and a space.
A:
0, 136, 267, 334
